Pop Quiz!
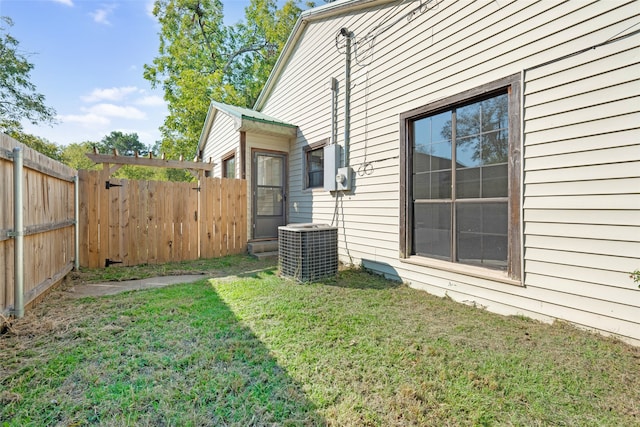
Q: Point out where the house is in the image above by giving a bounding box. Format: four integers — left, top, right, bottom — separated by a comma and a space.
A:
198, 0, 640, 344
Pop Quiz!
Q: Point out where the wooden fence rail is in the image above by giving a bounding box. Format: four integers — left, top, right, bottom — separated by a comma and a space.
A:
78, 170, 247, 268
1, 136, 247, 315
1, 134, 76, 315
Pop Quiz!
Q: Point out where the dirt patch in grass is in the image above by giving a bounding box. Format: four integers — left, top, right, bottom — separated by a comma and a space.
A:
2, 261, 640, 426
68, 254, 275, 285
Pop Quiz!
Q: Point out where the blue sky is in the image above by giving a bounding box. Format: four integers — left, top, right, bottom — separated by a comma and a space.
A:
0, 0, 253, 149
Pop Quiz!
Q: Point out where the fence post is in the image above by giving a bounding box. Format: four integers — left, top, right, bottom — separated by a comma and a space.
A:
74, 174, 80, 270
12, 147, 24, 318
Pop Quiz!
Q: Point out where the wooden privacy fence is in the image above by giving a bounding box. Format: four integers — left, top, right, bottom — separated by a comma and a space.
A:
78, 170, 247, 268
1, 134, 77, 315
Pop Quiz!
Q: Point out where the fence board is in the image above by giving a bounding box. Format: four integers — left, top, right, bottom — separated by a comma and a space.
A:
239, 180, 247, 253
1, 133, 76, 314
176, 183, 183, 262
188, 183, 199, 260
78, 170, 88, 266
119, 179, 130, 265
109, 177, 121, 265
214, 178, 222, 257
87, 170, 99, 268
148, 180, 158, 264
222, 179, 230, 257
99, 168, 109, 268
162, 182, 172, 263
199, 178, 210, 258
1, 143, 13, 311
203, 177, 215, 258
234, 179, 244, 254
142, 181, 150, 264
78, 172, 247, 268
133, 180, 144, 266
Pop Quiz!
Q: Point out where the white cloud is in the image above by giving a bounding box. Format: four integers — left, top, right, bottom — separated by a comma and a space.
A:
51, 0, 73, 6
58, 113, 110, 127
90, 4, 117, 25
81, 86, 139, 103
146, 1, 156, 18
87, 103, 147, 120
134, 95, 166, 107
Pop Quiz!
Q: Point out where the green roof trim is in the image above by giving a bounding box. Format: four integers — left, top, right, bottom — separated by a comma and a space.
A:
210, 100, 297, 129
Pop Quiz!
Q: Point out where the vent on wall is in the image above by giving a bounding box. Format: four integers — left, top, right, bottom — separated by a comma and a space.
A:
278, 223, 338, 282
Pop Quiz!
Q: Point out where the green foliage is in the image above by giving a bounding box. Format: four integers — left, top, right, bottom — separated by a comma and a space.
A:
113, 165, 170, 181
7, 129, 61, 160
60, 141, 100, 170
0, 16, 56, 134
90, 131, 171, 180
631, 269, 640, 289
95, 130, 149, 156
144, 0, 302, 162
3, 264, 640, 425
439, 93, 509, 165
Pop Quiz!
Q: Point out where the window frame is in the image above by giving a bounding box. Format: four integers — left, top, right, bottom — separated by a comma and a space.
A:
304, 138, 328, 190
222, 150, 236, 179
399, 74, 521, 281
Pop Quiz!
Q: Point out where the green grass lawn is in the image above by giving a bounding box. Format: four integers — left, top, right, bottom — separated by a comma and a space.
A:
1, 256, 639, 426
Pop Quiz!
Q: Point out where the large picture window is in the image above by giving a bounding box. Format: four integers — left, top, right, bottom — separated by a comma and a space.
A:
400, 75, 521, 280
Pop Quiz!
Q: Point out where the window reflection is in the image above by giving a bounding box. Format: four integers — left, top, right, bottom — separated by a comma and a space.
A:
411, 92, 509, 268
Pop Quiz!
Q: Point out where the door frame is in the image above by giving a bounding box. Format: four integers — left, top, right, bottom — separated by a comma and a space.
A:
251, 148, 288, 240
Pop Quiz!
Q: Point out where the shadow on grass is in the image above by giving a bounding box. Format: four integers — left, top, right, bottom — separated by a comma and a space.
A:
0, 279, 324, 426
320, 263, 403, 291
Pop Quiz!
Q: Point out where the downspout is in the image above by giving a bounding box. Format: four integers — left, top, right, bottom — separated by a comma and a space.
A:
12, 147, 24, 318
341, 27, 353, 168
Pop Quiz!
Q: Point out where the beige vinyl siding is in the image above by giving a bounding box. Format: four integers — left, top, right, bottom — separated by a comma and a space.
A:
202, 112, 238, 178
258, 0, 640, 343
521, 28, 640, 342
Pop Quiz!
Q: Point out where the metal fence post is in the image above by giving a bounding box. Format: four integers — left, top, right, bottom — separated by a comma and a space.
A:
74, 174, 80, 270
13, 147, 24, 318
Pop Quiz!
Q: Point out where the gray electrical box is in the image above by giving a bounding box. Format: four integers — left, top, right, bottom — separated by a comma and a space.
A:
323, 144, 341, 191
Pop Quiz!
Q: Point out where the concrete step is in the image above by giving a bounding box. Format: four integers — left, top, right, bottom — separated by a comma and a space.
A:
248, 240, 278, 254
251, 250, 278, 261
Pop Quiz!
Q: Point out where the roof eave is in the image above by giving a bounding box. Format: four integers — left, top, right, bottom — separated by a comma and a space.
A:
197, 102, 218, 154
239, 117, 298, 138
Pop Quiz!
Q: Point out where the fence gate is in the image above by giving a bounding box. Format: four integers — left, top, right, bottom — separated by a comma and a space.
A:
78, 169, 246, 268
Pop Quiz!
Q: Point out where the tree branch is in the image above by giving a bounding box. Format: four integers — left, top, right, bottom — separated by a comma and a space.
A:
191, 1, 216, 62
222, 41, 275, 74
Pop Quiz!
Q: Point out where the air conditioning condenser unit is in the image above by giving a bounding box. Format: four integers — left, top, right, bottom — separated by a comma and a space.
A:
278, 223, 338, 282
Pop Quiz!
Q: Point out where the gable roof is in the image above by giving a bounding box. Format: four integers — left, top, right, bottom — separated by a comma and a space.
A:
210, 100, 297, 128
197, 100, 297, 152
254, 0, 395, 110
198, 0, 393, 153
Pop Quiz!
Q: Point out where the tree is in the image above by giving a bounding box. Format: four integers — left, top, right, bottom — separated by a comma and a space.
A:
95, 131, 149, 156
0, 17, 56, 134
91, 131, 170, 180
60, 141, 100, 170
7, 129, 61, 160
144, 0, 302, 163
440, 94, 509, 166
